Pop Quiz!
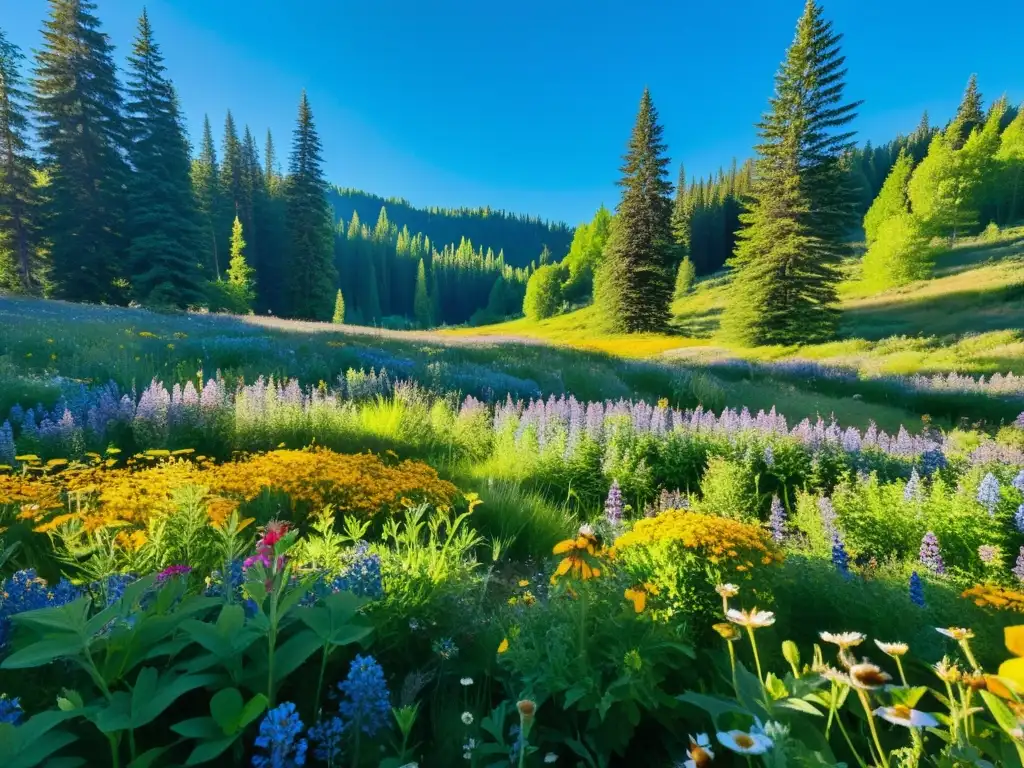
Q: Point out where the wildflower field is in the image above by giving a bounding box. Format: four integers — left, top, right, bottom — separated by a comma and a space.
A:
4, 300, 1024, 767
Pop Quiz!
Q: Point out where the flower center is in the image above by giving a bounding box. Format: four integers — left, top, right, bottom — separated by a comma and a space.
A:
735, 734, 755, 748
891, 705, 912, 719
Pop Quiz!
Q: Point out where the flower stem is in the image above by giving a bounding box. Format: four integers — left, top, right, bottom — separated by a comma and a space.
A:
746, 626, 764, 687
834, 713, 869, 768
894, 657, 908, 688
857, 689, 888, 767
727, 640, 739, 697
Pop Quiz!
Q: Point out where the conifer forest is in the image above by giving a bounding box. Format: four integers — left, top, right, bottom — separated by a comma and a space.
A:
3, 2, 1024, 767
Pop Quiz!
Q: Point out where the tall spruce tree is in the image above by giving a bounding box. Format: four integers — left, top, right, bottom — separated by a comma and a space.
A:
723, 0, 859, 345
226, 215, 255, 311
413, 258, 430, 327
191, 115, 221, 278
284, 91, 337, 319
593, 87, 674, 332
34, 0, 129, 303
670, 162, 691, 261
332, 288, 345, 324
0, 30, 44, 293
219, 110, 243, 258
950, 74, 984, 149
863, 148, 914, 245
124, 10, 204, 308
996, 109, 1024, 226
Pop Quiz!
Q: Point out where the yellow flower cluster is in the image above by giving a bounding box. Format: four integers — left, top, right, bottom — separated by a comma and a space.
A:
551, 526, 603, 584
962, 584, 1024, 613
614, 509, 782, 572
9, 448, 458, 536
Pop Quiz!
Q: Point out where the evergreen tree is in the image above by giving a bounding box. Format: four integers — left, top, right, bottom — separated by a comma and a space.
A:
226, 215, 255, 311
673, 256, 695, 300
862, 212, 934, 290
593, 87, 674, 332
965, 98, 1006, 225
670, 162, 691, 260
191, 115, 221, 278
429, 268, 441, 326
907, 130, 978, 241
332, 288, 345, 324
863, 149, 914, 245
34, 0, 129, 302
562, 204, 612, 302
219, 110, 243, 255
258, 128, 287, 314
723, 1, 859, 345
124, 10, 204, 308
413, 258, 430, 327
950, 74, 984, 149
0, 30, 44, 293
284, 91, 337, 319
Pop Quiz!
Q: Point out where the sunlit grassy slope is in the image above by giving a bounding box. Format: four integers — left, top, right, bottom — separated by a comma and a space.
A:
450, 229, 1024, 377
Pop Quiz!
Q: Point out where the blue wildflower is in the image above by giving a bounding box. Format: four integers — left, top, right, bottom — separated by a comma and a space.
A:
308, 716, 344, 764
1016, 504, 1024, 534
330, 544, 383, 600
978, 473, 1001, 516
0, 694, 23, 725
1013, 470, 1024, 495
604, 480, 623, 526
337, 655, 391, 737
768, 495, 786, 543
252, 701, 308, 768
0, 421, 15, 466
763, 444, 774, 468
919, 447, 947, 477
818, 497, 839, 543
919, 531, 945, 575
98, 573, 138, 607
207, 559, 245, 603
909, 572, 925, 607
0, 570, 80, 651
831, 534, 850, 579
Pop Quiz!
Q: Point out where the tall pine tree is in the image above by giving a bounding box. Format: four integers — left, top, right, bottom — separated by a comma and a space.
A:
34, 0, 129, 303
226, 215, 255, 311
124, 10, 204, 308
191, 115, 221, 278
284, 91, 337, 319
593, 87, 674, 333
950, 74, 983, 149
670, 162, 691, 262
863, 148, 914, 245
723, 0, 859, 345
219, 110, 243, 259
413, 258, 430, 327
0, 30, 44, 293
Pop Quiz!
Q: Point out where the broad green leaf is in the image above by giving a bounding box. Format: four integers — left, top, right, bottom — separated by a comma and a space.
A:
677, 691, 753, 726
981, 690, 1020, 735
271, 629, 324, 682
171, 717, 224, 740
237, 694, 268, 729
765, 673, 788, 701
779, 697, 823, 716
185, 736, 240, 765
131, 672, 219, 729
127, 745, 173, 768
889, 686, 929, 709
209, 688, 243, 733
1, 636, 87, 669
11, 600, 90, 635
7, 730, 79, 768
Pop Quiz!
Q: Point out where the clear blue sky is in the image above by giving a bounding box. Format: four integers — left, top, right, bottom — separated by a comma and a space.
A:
5, 0, 1024, 225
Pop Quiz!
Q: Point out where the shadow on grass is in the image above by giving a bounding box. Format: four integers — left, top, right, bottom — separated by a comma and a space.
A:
670, 306, 722, 339
840, 281, 1024, 341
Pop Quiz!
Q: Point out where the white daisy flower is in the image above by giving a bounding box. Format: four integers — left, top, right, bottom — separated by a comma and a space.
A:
715, 583, 739, 598
726, 607, 775, 629
683, 732, 714, 767
544, 754, 558, 764
936, 627, 974, 641
460, 677, 474, 686
461, 711, 473, 725
874, 640, 909, 657
848, 661, 892, 690
874, 705, 939, 728
717, 728, 773, 755
819, 631, 866, 649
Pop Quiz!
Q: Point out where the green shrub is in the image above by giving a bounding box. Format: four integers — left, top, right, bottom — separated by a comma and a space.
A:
698, 455, 760, 521
522, 264, 565, 320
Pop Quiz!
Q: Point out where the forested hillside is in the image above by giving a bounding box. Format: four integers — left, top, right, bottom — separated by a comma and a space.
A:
327, 188, 572, 269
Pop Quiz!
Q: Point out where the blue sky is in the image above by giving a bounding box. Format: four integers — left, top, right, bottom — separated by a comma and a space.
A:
5, 0, 1024, 225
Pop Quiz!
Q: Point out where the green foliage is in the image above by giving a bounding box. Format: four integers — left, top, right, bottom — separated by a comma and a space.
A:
34, 0, 129, 303
697, 455, 760, 521
523, 263, 565, 321
191, 116, 222, 280
283, 92, 338, 320
723, 1, 858, 346
908, 130, 979, 241
413, 258, 430, 328
0, 30, 45, 296
331, 288, 345, 324
861, 211, 936, 289
125, 11, 206, 310
672, 256, 695, 300
562, 205, 612, 303
995, 108, 1024, 226
594, 88, 675, 333
863, 149, 914, 246
224, 216, 256, 312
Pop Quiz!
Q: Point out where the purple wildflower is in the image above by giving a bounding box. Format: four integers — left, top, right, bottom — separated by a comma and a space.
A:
903, 469, 921, 502
156, 564, 192, 583
919, 531, 945, 575
768, 495, 786, 543
978, 545, 999, 565
604, 480, 623, 526
909, 572, 925, 607
977, 473, 1001, 516
1015, 547, 1024, 584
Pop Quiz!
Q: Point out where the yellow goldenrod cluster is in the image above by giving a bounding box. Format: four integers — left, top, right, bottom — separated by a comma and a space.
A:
613, 509, 782, 572
7, 447, 458, 537
962, 584, 1024, 613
